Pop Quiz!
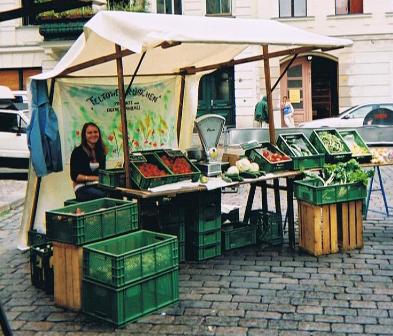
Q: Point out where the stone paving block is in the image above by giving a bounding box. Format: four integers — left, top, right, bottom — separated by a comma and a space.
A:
357, 308, 389, 317
298, 321, 331, 331
345, 316, 377, 324
211, 302, 239, 310
232, 295, 261, 303
214, 326, 248, 336
320, 300, 349, 308
149, 324, 194, 334
349, 300, 377, 309
324, 307, 357, 316
237, 303, 268, 311
314, 315, 344, 323
296, 305, 323, 314
282, 313, 314, 322
205, 315, 239, 326
219, 287, 247, 295
365, 325, 393, 334
245, 311, 282, 319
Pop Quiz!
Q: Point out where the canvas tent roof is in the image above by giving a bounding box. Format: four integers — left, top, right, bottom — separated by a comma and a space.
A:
33, 11, 352, 80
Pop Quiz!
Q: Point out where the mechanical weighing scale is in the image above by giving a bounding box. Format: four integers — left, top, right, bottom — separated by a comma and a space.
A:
194, 114, 229, 176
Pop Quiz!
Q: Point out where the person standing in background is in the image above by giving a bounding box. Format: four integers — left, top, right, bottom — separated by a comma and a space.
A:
254, 96, 269, 128
281, 96, 295, 128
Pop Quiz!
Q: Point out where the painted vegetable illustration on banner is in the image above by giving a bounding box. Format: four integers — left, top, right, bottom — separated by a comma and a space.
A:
59, 78, 177, 163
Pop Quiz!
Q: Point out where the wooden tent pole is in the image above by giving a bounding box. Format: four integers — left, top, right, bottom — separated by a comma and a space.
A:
262, 45, 275, 144
176, 73, 186, 144
115, 44, 131, 188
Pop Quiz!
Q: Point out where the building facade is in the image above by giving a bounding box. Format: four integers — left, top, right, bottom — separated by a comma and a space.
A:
1, 0, 393, 128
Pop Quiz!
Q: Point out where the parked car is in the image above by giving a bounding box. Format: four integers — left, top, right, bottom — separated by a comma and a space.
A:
298, 103, 393, 128
0, 86, 30, 169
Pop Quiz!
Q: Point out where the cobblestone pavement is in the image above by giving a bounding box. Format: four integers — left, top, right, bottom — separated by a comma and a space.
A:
1, 166, 393, 335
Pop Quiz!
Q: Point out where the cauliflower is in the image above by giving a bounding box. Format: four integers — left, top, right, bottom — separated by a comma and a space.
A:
226, 166, 240, 176
236, 158, 252, 173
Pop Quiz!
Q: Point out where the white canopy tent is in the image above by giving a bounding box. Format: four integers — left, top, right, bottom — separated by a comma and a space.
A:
18, 11, 352, 249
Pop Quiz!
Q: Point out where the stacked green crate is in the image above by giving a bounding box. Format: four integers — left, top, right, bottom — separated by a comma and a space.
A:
158, 198, 186, 262
82, 230, 179, 327
185, 190, 222, 261
250, 210, 283, 245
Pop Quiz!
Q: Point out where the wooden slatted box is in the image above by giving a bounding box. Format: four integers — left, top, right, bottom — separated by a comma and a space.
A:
337, 200, 363, 251
53, 242, 83, 311
298, 200, 364, 256
298, 201, 339, 256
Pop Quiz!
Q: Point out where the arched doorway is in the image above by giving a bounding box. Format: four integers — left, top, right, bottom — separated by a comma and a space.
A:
280, 54, 338, 125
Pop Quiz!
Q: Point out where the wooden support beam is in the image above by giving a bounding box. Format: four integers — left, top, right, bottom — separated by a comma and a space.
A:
263, 45, 275, 144
180, 46, 317, 75
176, 74, 186, 143
58, 49, 134, 77
115, 44, 131, 188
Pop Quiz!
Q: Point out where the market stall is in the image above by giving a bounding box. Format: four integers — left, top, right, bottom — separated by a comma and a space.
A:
18, 11, 353, 249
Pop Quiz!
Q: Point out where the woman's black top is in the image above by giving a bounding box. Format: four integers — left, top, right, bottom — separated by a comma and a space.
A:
70, 145, 106, 182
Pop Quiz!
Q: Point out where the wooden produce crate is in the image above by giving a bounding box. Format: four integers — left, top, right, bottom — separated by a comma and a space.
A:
53, 241, 83, 311
298, 201, 339, 256
129, 152, 175, 190
338, 130, 372, 163
99, 168, 125, 188
46, 198, 138, 245
310, 129, 352, 163
245, 142, 292, 172
277, 133, 325, 170
298, 200, 364, 256
337, 200, 363, 251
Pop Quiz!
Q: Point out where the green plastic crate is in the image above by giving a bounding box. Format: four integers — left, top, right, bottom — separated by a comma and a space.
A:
82, 268, 179, 327
277, 133, 325, 170
188, 242, 221, 261
245, 142, 292, 172
46, 198, 138, 245
189, 229, 221, 246
221, 223, 257, 251
294, 178, 367, 206
310, 129, 352, 163
186, 190, 221, 233
99, 168, 125, 188
250, 210, 283, 245
64, 198, 80, 206
156, 150, 201, 183
130, 153, 175, 190
83, 230, 178, 287
30, 242, 54, 294
179, 242, 185, 262
161, 222, 185, 243
338, 129, 372, 163
159, 198, 186, 226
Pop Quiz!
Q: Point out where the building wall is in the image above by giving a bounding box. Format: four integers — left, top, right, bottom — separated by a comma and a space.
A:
1, 0, 392, 125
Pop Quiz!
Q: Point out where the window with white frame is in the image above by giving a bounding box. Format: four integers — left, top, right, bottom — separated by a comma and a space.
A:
206, 0, 231, 15
279, 0, 307, 17
157, 0, 182, 14
335, 0, 363, 15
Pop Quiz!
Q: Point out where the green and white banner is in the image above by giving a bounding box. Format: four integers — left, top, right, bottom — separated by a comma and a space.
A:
57, 77, 177, 163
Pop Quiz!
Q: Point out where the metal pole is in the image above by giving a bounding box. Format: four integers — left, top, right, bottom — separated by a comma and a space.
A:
115, 44, 131, 188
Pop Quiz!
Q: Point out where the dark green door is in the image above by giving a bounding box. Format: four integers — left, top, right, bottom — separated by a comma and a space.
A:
197, 67, 235, 127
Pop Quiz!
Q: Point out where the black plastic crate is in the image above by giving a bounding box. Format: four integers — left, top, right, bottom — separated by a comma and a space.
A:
250, 210, 283, 245
28, 229, 49, 246
30, 242, 54, 294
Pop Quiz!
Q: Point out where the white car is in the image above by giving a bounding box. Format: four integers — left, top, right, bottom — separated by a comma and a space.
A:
0, 87, 30, 169
298, 103, 393, 128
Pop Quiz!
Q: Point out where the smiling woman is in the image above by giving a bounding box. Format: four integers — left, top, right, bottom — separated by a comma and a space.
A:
70, 122, 108, 201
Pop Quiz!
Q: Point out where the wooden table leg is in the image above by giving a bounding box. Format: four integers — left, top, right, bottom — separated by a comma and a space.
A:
243, 184, 256, 224
286, 177, 295, 250
273, 178, 281, 216
261, 181, 268, 211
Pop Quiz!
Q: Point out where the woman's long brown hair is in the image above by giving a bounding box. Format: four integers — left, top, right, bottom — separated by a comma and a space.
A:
80, 122, 107, 161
